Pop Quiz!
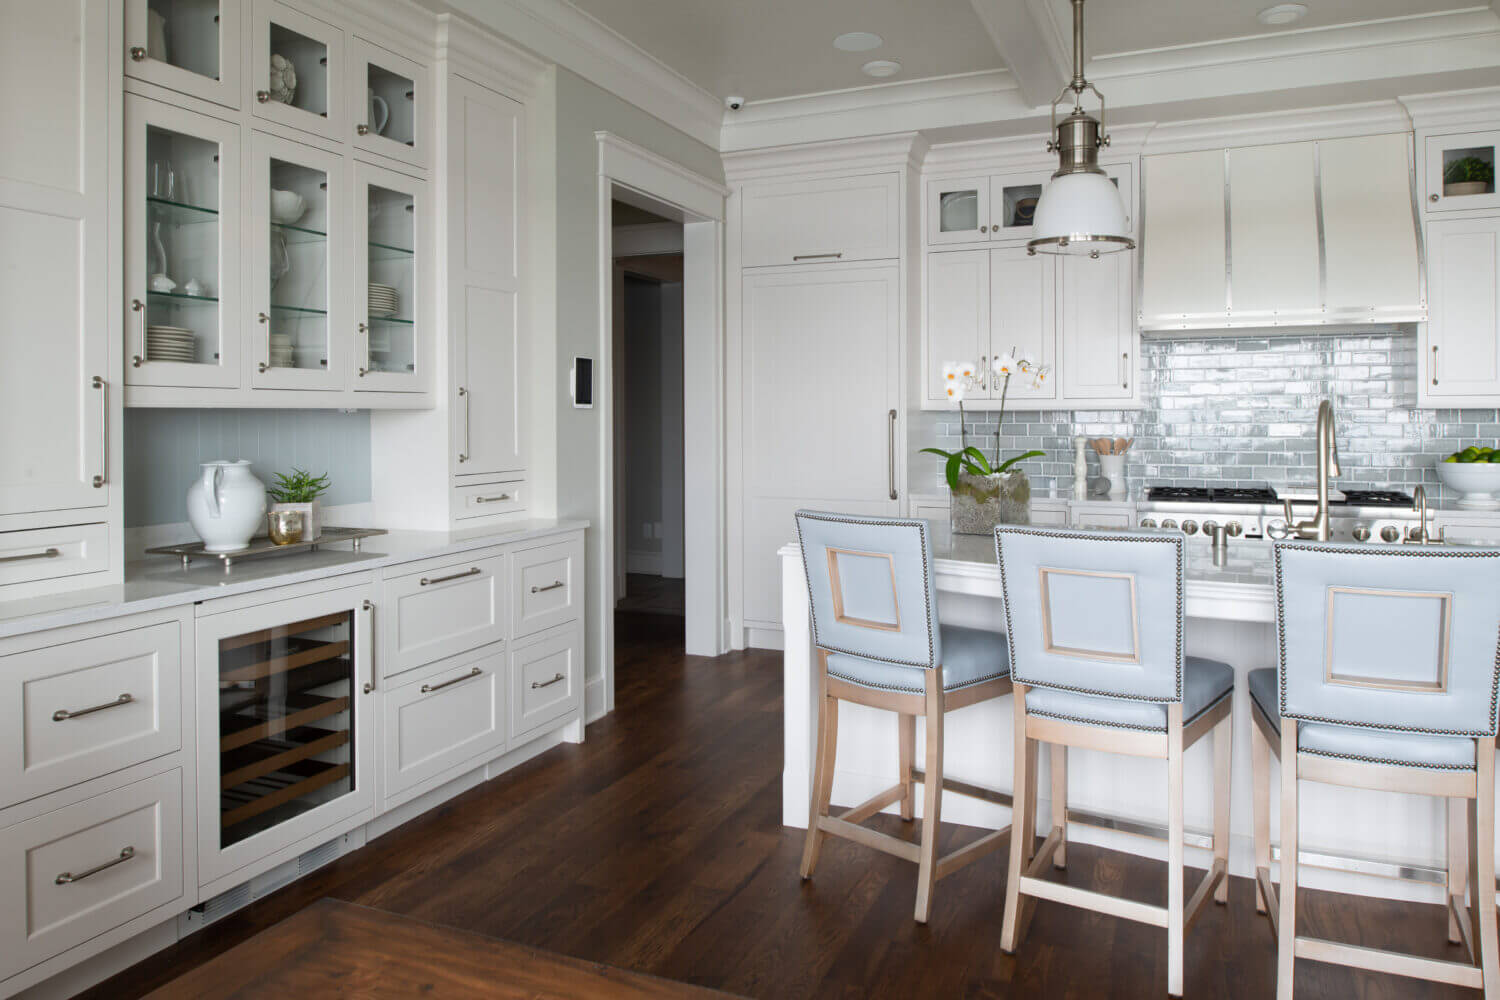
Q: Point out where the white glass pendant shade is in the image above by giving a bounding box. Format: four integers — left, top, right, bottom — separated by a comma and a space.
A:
1028, 171, 1133, 256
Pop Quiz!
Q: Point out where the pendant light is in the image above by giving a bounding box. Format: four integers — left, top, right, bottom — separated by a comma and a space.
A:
1027, 0, 1134, 258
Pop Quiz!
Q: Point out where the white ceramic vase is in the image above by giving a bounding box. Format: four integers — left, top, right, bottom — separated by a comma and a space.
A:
187, 460, 267, 552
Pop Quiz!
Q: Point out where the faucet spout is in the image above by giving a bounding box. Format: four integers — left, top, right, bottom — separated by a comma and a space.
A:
1291, 399, 1340, 541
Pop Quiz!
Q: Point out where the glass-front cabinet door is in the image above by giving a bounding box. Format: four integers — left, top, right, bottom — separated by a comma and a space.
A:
927, 175, 990, 245
196, 584, 374, 887
349, 37, 428, 169
354, 161, 424, 392
990, 170, 1050, 242
250, 0, 345, 142
1426, 130, 1500, 214
126, 0, 242, 109
250, 131, 346, 391
126, 95, 241, 389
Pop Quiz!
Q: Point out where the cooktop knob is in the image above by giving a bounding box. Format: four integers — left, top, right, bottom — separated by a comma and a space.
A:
1265, 519, 1289, 540
1352, 524, 1371, 542
1139, 517, 1157, 528
1202, 519, 1219, 533
1380, 525, 1401, 543
1225, 521, 1243, 537
1182, 520, 1199, 535
1161, 518, 1178, 530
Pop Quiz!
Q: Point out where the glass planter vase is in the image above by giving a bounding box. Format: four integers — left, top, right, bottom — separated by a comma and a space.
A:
950, 469, 1031, 535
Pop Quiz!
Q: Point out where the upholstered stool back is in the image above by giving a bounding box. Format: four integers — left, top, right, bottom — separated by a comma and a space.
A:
795, 510, 941, 669
1273, 541, 1500, 738
995, 526, 1185, 703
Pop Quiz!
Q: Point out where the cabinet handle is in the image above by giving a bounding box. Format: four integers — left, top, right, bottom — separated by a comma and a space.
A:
420, 567, 480, 586
422, 666, 482, 694
1430, 193, 1440, 203
531, 672, 565, 690
92, 376, 107, 487
531, 580, 564, 594
887, 408, 898, 501
131, 298, 145, 367
357, 123, 370, 136
1432, 345, 1439, 385
357, 322, 369, 377
792, 253, 842, 261
457, 386, 470, 462
56, 846, 135, 885
256, 90, 270, 103
475, 494, 512, 504
0, 547, 60, 565
980, 225, 989, 234
129, 46, 146, 61
1122, 352, 1129, 390
53, 693, 133, 722
361, 600, 375, 693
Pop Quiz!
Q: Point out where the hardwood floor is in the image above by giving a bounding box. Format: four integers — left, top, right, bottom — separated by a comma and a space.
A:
87, 612, 1477, 999
616, 573, 686, 616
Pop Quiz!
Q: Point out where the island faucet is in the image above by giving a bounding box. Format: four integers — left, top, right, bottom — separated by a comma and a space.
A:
1285, 399, 1341, 541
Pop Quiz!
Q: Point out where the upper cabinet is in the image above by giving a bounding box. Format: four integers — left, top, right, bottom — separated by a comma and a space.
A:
740, 173, 899, 267
350, 38, 429, 170
126, 0, 243, 109
927, 165, 1132, 247
250, 0, 346, 143
354, 161, 427, 392
1424, 129, 1500, 215
1421, 217, 1500, 405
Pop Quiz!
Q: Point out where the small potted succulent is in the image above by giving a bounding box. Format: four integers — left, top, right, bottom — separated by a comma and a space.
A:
921, 352, 1047, 534
266, 468, 330, 541
1444, 156, 1495, 198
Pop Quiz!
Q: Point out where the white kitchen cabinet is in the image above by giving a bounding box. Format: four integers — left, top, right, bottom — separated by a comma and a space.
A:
1227, 142, 1320, 316
927, 175, 992, 245
1141, 149, 1228, 326
354, 160, 427, 392
741, 173, 900, 267
509, 625, 582, 744
250, 0, 346, 143
992, 247, 1058, 403
1424, 129, 1500, 215
349, 36, 429, 170
380, 551, 506, 680
926, 166, 1132, 248
925, 250, 992, 400
511, 537, 583, 639
0, 1, 112, 522
1422, 216, 1500, 404
125, 0, 242, 110
741, 264, 901, 628
1320, 134, 1423, 316
1059, 252, 1135, 402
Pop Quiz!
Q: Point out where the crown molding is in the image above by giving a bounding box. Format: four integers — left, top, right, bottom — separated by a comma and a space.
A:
720, 7, 1500, 153
435, 13, 548, 100
1140, 100, 1413, 155
923, 122, 1155, 175
722, 132, 928, 184
1399, 85, 1500, 129
597, 131, 728, 222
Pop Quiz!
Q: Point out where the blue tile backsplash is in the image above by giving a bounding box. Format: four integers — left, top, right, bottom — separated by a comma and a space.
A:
911, 330, 1498, 502
125, 409, 372, 527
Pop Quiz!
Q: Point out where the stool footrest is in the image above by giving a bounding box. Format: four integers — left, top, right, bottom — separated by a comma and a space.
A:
818, 816, 921, 863
1448, 893, 1476, 964
1255, 866, 1279, 937
838, 783, 905, 825
1184, 858, 1228, 930
936, 827, 1010, 881
1293, 935, 1484, 989
1018, 875, 1169, 928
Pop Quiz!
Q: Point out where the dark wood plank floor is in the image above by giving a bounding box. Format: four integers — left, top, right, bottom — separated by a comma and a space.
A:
87, 612, 1475, 999
616, 573, 685, 615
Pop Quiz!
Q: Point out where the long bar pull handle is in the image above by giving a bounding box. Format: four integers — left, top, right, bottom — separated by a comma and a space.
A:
357, 323, 369, 377
131, 298, 145, 367
792, 253, 842, 261
457, 387, 470, 462
530, 580, 564, 594
0, 547, 60, 565
887, 408, 898, 501
420, 567, 481, 587
53, 693, 133, 722
422, 666, 482, 694
361, 600, 375, 694
531, 672, 565, 690
474, 494, 511, 504
56, 846, 135, 885
93, 376, 107, 487
1122, 352, 1129, 390
1432, 345, 1439, 386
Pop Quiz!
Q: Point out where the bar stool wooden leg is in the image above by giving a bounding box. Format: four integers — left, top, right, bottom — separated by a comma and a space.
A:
1470, 744, 1498, 996
1167, 703, 1186, 998
1276, 722, 1299, 1000
1252, 714, 1271, 916
1001, 684, 1030, 953
1051, 742, 1068, 870
914, 670, 944, 924
899, 713, 916, 822
1212, 713, 1231, 905
801, 656, 838, 880
1451, 795, 1470, 946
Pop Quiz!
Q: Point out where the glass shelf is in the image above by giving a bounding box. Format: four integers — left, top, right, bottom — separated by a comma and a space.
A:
149, 290, 220, 306
368, 316, 412, 326
368, 241, 414, 261
272, 221, 328, 245
269, 303, 328, 316
148, 196, 220, 223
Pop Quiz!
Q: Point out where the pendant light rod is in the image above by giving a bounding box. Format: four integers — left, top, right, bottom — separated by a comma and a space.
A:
1046, 0, 1109, 153
1069, 0, 1087, 96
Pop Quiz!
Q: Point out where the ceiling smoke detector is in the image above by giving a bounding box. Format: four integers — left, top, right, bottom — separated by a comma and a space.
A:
861, 60, 901, 79
1257, 4, 1309, 26
833, 32, 883, 52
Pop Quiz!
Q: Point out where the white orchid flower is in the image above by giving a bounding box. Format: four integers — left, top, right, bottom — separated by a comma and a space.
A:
941, 361, 977, 403
1029, 368, 1048, 390
992, 352, 1020, 378
943, 379, 967, 402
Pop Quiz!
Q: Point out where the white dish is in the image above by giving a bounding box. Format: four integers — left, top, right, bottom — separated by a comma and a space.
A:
1435, 459, 1500, 510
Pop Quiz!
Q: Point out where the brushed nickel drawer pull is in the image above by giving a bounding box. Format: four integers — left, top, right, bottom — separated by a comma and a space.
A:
474, 494, 512, 504
792, 253, 842, 261
421, 666, 482, 694
531, 672, 565, 689
93, 376, 108, 487
361, 600, 375, 694
53, 693, 133, 722
457, 386, 470, 463
420, 567, 481, 586
56, 845, 135, 885
531, 580, 564, 594
1432, 344, 1439, 386
0, 547, 61, 564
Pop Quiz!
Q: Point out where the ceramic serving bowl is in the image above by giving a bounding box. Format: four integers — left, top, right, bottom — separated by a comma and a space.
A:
1436, 459, 1500, 510
269, 189, 307, 225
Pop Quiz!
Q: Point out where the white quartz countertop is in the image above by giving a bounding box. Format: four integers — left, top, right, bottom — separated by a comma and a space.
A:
0, 520, 589, 640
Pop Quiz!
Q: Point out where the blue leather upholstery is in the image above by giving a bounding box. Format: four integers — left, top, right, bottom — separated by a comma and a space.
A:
827, 624, 1011, 694
796, 510, 942, 669
995, 526, 1187, 703
1025, 656, 1232, 732
1248, 667, 1478, 770
1273, 541, 1500, 738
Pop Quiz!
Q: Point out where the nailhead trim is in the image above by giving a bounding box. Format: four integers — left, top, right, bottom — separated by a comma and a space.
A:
1272, 541, 1500, 739
827, 663, 1011, 695
1297, 747, 1477, 772
1026, 687, 1232, 734
996, 526, 1186, 704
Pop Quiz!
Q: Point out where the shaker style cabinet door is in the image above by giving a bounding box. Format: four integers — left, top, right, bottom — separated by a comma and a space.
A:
1059, 251, 1135, 402
1425, 217, 1500, 402
0, 0, 110, 517
125, 0, 243, 110
925, 250, 991, 401
991, 246, 1057, 403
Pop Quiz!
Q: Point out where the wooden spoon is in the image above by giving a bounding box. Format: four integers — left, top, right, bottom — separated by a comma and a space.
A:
1114, 437, 1128, 454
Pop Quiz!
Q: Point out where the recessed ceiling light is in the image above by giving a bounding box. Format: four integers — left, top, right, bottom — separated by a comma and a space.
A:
1257, 3, 1308, 26
861, 59, 901, 79
834, 31, 883, 52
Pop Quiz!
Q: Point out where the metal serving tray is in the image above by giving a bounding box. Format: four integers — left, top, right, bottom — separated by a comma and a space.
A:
146, 527, 388, 570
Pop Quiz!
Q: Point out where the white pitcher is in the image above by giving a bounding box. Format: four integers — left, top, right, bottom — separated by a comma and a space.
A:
186, 460, 267, 552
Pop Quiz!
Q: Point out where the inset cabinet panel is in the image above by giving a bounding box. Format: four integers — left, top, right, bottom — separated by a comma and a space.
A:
1425, 217, 1500, 401
991, 246, 1057, 402
510, 626, 581, 743
381, 553, 506, 679
1141, 150, 1227, 324
126, 0, 242, 109
1227, 142, 1319, 316
354, 161, 424, 392
1425, 129, 1500, 215
349, 37, 428, 169
741, 173, 900, 267
251, 0, 345, 142
1060, 252, 1134, 402
926, 250, 991, 401
927, 176, 989, 246
381, 645, 506, 807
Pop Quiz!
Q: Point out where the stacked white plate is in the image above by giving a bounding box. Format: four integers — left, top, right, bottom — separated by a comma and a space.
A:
368, 283, 398, 317
269, 332, 294, 369
146, 325, 196, 363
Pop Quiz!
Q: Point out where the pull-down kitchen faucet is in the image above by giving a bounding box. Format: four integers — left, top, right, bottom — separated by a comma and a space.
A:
1285, 399, 1341, 541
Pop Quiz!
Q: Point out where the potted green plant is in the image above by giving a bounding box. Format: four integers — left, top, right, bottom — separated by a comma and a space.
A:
1444, 156, 1494, 198
921, 353, 1046, 534
266, 468, 331, 541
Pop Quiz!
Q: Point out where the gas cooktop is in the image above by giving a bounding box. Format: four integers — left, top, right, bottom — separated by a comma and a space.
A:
1143, 486, 1414, 508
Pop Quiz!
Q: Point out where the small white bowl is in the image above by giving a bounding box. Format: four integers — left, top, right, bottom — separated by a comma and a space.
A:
269, 189, 307, 225
1436, 459, 1500, 510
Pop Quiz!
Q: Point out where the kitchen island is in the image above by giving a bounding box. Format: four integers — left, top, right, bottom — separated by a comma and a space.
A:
780, 524, 1488, 903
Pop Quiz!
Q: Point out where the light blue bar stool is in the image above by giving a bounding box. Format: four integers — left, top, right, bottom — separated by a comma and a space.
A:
1249, 541, 1500, 999
794, 510, 1014, 923
995, 525, 1235, 997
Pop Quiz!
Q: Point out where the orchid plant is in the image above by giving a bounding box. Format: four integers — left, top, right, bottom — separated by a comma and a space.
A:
921, 351, 1048, 492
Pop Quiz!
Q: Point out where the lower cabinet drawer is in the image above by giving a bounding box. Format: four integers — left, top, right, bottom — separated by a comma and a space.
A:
0, 523, 109, 589
0, 769, 185, 981
381, 644, 507, 806
511, 538, 583, 639
1074, 511, 1133, 530
510, 625, 581, 743
381, 552, 506, 679
1, 619, 183, 809
453, 480, 526, 520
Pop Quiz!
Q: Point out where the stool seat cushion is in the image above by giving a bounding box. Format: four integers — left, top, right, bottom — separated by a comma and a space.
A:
1247, 668, 1477, 771
1024, 656, 1233, 732
826, 624, 1010, 695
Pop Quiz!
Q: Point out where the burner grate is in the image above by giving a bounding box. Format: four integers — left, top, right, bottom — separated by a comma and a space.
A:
1336, 489, 1413, 507
1145, 486, 1279, 505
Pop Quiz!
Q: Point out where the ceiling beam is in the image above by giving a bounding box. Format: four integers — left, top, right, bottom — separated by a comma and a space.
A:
968, 0, 1070, 110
